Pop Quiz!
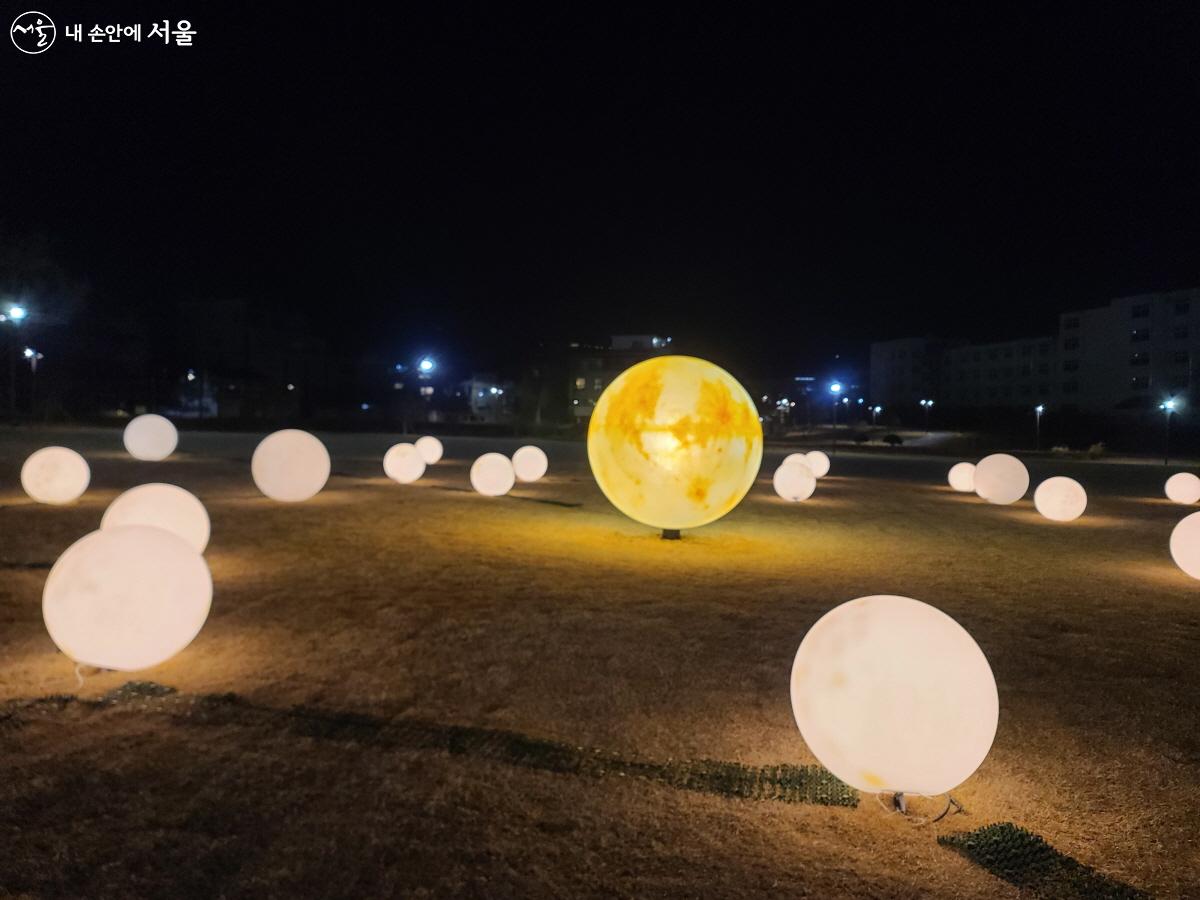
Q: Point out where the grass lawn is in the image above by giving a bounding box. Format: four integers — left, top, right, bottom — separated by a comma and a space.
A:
1, 428, 1197, 898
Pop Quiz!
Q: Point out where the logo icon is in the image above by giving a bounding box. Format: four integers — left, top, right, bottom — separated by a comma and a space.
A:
11, 11, 55, 53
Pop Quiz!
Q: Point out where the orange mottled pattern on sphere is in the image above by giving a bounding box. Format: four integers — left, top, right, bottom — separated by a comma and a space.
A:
587, 356, 763, 531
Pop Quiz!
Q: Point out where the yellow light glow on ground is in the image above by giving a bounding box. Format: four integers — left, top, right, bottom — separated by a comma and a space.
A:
587, 356, 762, 531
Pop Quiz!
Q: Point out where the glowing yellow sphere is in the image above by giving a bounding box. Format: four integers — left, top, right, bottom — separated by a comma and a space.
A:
384, 442, 426, 484
101, 483, 211, 552
805, 450, 831, 478
123, 414, 178, 461
773, 461, 816, 501
21, 446, 90, 505
415, 435, 444, 464
1033, 476, 1087, 522
251, 429, 330, 502
790, 595, 998, 796
948, 462, 976, 492
587, 356, 763, 531
43, 525, 212, 671
1165, 472, 1200, 505
512, 445, 549, 482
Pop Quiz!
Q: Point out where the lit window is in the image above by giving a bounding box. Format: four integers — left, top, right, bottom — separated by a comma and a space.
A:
420, 386, 433, 396
575, 377, 586, 390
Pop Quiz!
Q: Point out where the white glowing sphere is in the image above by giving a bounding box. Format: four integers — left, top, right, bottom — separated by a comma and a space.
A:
43, 525, 213, 671
122, 414, 178, 461
470, 452, 515, 497
805, 450, 831, 479
973, 453, 1029, 505
790, 595, 998, 796
101, 483, 210, 552
251, 429, 330, 502
773, 461, 816, 501
415, 435, 444, 464
1033, 476, 1087, 522
384, 442, 426, 484
948, 462, 976, 493
1165, 472, 1200, 505
512, 445, 549, 482
21, 447, 90, 505
1170, 511, 1200, 579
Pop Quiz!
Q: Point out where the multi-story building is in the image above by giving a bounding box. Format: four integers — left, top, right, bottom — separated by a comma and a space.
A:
870, 287, 1200, 420
868, 337, 943, 409
941, 336, 1055, 409
1058, 288, 1200, 414
567, 334, 673, 421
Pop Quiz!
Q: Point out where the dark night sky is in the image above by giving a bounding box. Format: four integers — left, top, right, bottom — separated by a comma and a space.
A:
5, 4, 1200, 378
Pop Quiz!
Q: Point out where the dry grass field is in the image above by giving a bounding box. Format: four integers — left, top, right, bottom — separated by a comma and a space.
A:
1, 427, 1198, 898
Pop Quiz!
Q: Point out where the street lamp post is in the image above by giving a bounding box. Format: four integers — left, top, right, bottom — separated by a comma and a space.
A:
1034, 404, 1044, 451
3, 304, 29, 414
23, 347, 43, 417
919, 398, 934, 433
829, 381, 843, 454
1161, 399, 1179, 466
871, 405, 882, 425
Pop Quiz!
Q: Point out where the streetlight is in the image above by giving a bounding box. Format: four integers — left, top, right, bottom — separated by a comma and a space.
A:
829, 382, 843, 453
1161, 398, 1181, 466
418, 357, 436, 374
2, 304, 29, 413
23, 347, 43, 373
919, 398, 935, 432
871, 405, 882, 425
1034, 404, 1045, 451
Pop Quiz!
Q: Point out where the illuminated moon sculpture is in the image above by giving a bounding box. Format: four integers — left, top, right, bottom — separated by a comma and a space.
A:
790, 595, 999, 796
587, 355, 763, 531
805, 450, 831, 479
1165, 472, 1200, 505
416, 435, 444, 465
43, 525, 213, 671
512, 445, 549, 482
101, 483, 211, 553
774, 461, 816, 501
122, 414, 178, 461
384, 443, 426, 484
973, 453, 1029, 505
1033, 476, 1087, 522
470, 452, 515, 497
251, 429, 330, 502
1170, 511, 1200, 579
948, 462, 976, 493
21, 447, 91, 505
